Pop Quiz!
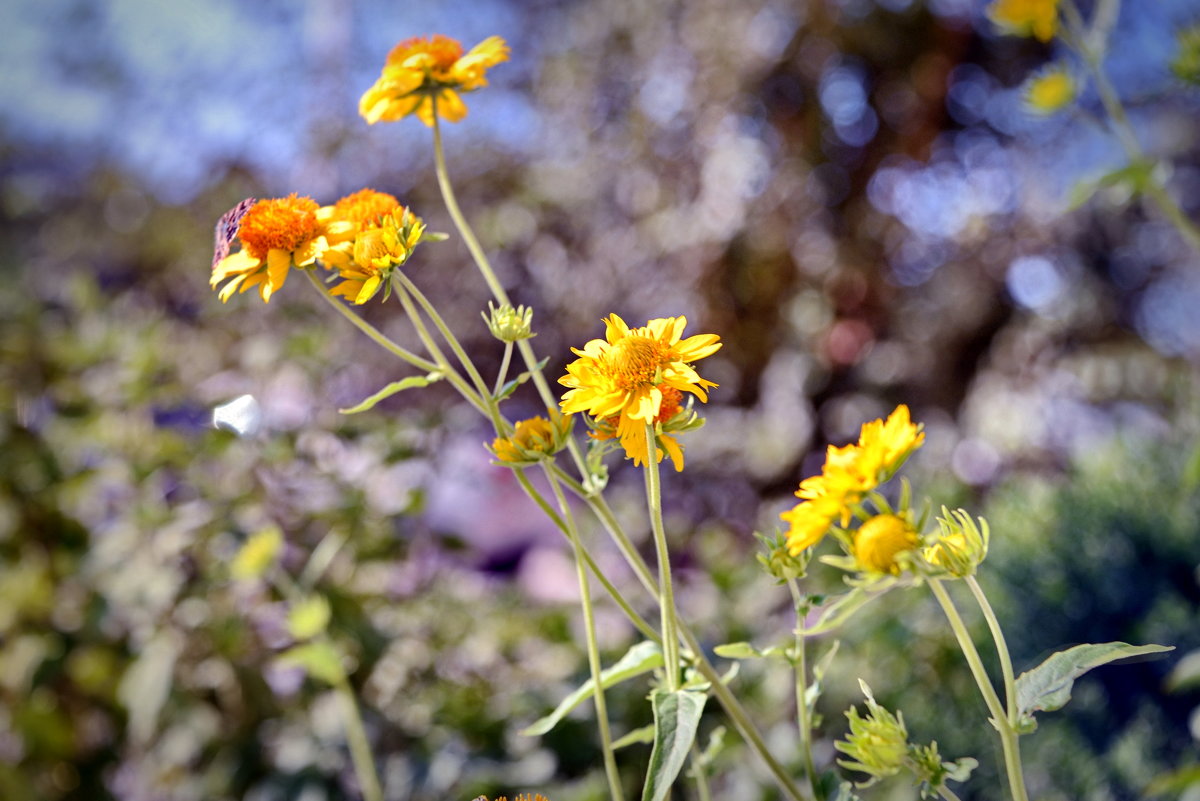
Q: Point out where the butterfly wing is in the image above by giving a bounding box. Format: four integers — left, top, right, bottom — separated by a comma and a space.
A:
212, 198, 256, 269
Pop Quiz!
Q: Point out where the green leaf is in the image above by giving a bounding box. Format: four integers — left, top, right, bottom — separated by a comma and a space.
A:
493, 357, 550, 402
713, 641, 761, 660
521, 641, 662, 736
117, 630, 180, 745
1066, 160, 1155, 211
641, 688, 708, 801
278, 641, 344, 685
287, 595, 331, 641
612, 724, 656, 749
801, 587, 892, 636
338, 372, 442, 414
1015, 641, 1174, 728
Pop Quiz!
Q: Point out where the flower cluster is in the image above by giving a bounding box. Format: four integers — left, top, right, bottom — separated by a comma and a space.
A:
780, 405, 924, 557
360, 35, 510, 126
559, 314, 721, 471
210, 189, 435, 305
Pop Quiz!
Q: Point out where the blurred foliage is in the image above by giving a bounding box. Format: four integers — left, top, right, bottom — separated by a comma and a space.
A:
2, 0, 1199, 799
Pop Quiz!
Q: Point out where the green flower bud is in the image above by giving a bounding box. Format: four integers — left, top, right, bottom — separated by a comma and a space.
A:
483, 301, 535, 342
835, 680, 910, 783
923, 508, 989, 578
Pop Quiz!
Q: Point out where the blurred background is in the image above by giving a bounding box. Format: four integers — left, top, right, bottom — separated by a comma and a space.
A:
1, 0, 1198, 799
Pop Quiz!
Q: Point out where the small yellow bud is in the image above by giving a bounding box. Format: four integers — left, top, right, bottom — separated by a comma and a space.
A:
491, 410, 572, 466
483, 301, 535, 342
231, 526, 284, 580
924, 508, 989, 577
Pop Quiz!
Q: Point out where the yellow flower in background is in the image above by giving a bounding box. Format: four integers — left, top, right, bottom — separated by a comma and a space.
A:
230, 526, 284, 580
987, 0, 1060, 42
329, 206, 428, 304
492, 411, 572, 466
1023, 64, 1076, 115
210, 195, 327, 302
853, 514, 920, 575
560, 314, 721, 470
359, 34, 510, 126
781, 405, 924, 556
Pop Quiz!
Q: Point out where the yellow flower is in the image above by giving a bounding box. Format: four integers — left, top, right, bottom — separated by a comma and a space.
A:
230, 526, 284, 580
987, 0, 1060, 42
591, 385, 689, 471
853, 514, 920, 575
210, 195, 327, 302
492, 411, 572, 466
1023, 64, 1076, 115
560, 314, 721, 470
359, 35, 510, 126
327, 206, 427, 304
781, 405, 924, 555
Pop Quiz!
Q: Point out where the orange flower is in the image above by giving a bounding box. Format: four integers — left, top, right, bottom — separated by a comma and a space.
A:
359, 35, 509, 126
210, 195, 327, 302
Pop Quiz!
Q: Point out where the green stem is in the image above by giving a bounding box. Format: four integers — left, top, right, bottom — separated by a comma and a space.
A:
787, 579, 821, 801
510, 468, 660, 644
333, 675, 384, 801
935, 783, 965, 801
643, 423, 681, 692
304, 269, 438, 375
966, 576, 1017, 722
1061, 0, 1200, 255
929, 580, 1029, 801
546, 471, 626, 801
393, 271, 499, 415
494, 341, 514, 397
689, 744, 713, 801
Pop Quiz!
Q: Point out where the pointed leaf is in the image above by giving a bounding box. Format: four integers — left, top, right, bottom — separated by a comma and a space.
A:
521, 641, 662, 736
641, 688, 708, 801
494, 357, 550, 402
713, 641, 761, 660
1015, 641, 1173, 727
612, 724, 656, 750
338, 372, 442, 414
801, 587, 891, 636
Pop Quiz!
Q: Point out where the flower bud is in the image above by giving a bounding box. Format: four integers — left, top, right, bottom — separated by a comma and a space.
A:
835, 680, 910, 782
483, 301, 535, 342
924, 508, 989, 577
490, 410, 572, 466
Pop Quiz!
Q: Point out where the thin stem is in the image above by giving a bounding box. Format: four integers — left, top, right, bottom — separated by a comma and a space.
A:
689, 744, 713, 801
494, 341, 514, 397
643, 424, 681, 692
391, 278, 502, 430
966, 576, 1017, 722
787, 579, 822, 801
393, 271, 498, 414
1061, 0, 1200, 255
304, 269, 438, 375
929, 580, 1029, 801
547, 471, 626, 801
333, 675, 384, 801
935, 784, 965, 801
511, 468, 660, 644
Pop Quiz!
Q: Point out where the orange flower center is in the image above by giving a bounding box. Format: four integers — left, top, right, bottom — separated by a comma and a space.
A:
237, 195, 321, 260
333, 189, 401, 228
655, 386, 684, 423
609, 335, 666, 389
854, 514, 919, 574
388, 34, 463, 75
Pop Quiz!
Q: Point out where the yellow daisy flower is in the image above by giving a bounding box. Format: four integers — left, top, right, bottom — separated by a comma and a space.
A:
559, 314, 721, 469
1022, 64, 1076, 115
329, 206, 427, 305
781, 405, 924, 556
210, 195, 327, 303
987, 0, 1060, 42
359, 34, 510, 126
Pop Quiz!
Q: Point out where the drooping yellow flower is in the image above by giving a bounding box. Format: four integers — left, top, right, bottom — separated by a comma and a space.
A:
853, 514, 920, 575
327, 206, 427, 304
1022, 64, 1076, 115
359, 34, 510, 126
210, 195, 327, 302
781, 405, 924, 555
987, 0, 1060, 42
492, 411, 572, 466
560, 314, 721, 470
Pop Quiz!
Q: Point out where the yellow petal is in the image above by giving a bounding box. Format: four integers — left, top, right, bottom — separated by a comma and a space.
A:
355, 274, 382, 304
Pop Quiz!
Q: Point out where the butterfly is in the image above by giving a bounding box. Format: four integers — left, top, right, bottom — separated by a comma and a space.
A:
212, 198, 256, 269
